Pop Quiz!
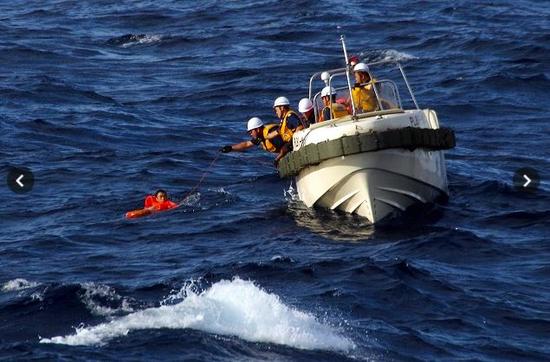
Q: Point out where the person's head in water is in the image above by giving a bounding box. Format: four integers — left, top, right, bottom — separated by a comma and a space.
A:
155, 189, 168, 202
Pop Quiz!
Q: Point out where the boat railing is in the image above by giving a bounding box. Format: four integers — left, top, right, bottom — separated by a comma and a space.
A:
373, 79, 402, 111
311, 78, 403, 123
307, 60, 420, 116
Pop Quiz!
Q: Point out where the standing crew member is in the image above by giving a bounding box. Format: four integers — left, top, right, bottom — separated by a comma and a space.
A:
319, 86, 348, 122
298, 98, 315, 127
220, 117, 289, 166
350, 62, 378, 113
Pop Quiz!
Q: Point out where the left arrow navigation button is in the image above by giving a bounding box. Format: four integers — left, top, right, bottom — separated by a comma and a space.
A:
7, 166, 34, 194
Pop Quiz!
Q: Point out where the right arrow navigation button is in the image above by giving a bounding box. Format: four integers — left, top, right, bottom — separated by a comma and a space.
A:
523, 174, 531, 188
513, 167, 539, 193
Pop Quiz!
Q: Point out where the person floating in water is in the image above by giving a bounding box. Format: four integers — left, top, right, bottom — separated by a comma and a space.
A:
125, 189, 177, 219
144, 189, 177, 211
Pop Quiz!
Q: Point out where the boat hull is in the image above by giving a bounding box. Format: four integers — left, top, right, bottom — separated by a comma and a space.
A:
295, 145, 448, 224
288, 109, 452, 223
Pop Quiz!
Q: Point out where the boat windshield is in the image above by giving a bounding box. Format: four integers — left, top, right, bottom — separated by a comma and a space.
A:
308, 60, 419, 122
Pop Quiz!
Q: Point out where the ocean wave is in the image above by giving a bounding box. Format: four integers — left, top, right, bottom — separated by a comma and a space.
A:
356, 49, 418, 63
79, 282, 134, 317
380, 49, 418, 62
1, 278, 39, 292
40, 278, 355, 352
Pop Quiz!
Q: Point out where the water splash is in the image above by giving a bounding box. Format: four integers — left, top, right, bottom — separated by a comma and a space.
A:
284, 182, 299, 202
358, 49, 418, 63
179, 191, 201, 207
80, 282, 134, 317
1, 278, 39, 292
380, 49, 417, 62
40, 278, 355, 352
107, 34, 163, 48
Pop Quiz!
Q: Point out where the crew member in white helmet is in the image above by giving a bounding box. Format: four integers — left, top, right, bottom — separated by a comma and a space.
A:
267, 96, 304, 144
220, 117, 289, 166
350, 62, 378, 113
319, 86, 349, 122
298, 98, 315, 127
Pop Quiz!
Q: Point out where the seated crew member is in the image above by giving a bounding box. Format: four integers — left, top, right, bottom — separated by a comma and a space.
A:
220, 117, 289, 166
298, 98, 315, 127
144, 189, 177, 211
350, 62, 378, 113
318, 86, 349, 122
267, 96, 305, 144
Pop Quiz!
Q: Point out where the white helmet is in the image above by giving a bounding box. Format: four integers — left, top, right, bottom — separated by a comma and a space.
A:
321, 86, 336, 97
353, 62, 369, 73
273, 96, 290, 108
298, 98, 313, 113
247, 117, 263, 131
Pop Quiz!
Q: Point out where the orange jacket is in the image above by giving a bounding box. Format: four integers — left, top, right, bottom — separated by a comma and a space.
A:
144, 195, 177, 211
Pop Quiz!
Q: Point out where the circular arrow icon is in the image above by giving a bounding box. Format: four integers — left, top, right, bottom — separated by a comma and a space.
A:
7, 166, 34, 194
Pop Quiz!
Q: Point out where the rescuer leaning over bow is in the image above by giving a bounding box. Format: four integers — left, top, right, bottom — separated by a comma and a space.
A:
220, 117, 289, 166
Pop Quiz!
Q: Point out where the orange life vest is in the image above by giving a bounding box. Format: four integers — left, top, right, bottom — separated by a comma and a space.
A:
352, 81, 378, 113
278, 110, 301, 143
319, 103, 349, 122
258, 124, 285, 153
144, 195, 177, 211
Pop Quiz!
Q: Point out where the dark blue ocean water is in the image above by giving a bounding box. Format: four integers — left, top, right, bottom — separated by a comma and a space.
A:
1, 1, 549, 360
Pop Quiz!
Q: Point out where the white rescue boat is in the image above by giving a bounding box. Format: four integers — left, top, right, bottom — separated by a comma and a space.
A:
277, 37, 455, 223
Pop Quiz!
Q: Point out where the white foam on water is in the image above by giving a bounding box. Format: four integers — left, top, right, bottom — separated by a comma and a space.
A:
121, 34, 162, 48
209, 186, 230, 195
380, 49, 418, 62
31, 291, 45, 301
80, 282, 134, 316
284, 182, 299, 202
179, 192, 200, 207
1, 278, 39, 292
40, 278, 355, 352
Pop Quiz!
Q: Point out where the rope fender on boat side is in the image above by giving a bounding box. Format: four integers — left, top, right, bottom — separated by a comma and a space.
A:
277, 127, 456, 178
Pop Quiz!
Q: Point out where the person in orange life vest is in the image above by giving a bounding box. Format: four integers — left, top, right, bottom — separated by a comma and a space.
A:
318, 86, 349, 122
298, 98, 315, 127
144, 189, 177, 211
219, 117, 289, 166
266, 96, 305, 144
